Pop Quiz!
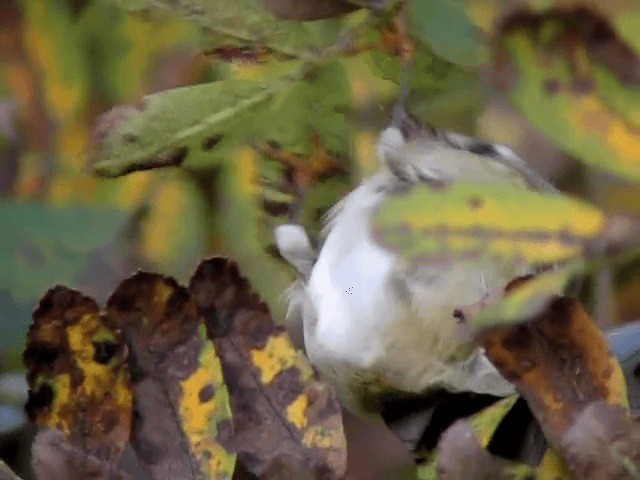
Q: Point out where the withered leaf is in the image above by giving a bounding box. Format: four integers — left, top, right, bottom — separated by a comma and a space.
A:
31, 429, 131, 480
23, 287, 132, 467
561, 401, 640, 479
105, 272, 235, 480
436, 420, 535, 480
415, 395, 546, 478
189, 257, 347, 479
477, 286, 637, 477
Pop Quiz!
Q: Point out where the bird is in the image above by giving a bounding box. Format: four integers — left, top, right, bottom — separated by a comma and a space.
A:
274, 114, 557, 421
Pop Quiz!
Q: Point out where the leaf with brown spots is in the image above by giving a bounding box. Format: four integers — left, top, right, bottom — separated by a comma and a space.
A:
487, 6, 640, 181
189, 257, 347, 479
105, 272, 235, 480
373, 182, 606, 266
476, 285, 639, 477
23, 286, 132, 469
92, 79, 273, 177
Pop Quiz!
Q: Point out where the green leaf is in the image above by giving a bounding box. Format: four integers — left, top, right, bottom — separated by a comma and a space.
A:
409, 0, 486, 67
119, 0, 368, 61
368, 46, 485, 132
77, 0, 203, 102
0, 201, 128, 302
93, 57, 352, 172
471, 264, 582, 332
92, 78, 281, 176
256, 60, 351, 155
496, 12, 640, 181
74, 2, 133, 102
468, 395, 519, 447
373, 182, 605, 265
593, 66, 640, 129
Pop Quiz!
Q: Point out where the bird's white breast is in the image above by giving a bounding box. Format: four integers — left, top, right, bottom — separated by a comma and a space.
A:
302, 175, 517, 412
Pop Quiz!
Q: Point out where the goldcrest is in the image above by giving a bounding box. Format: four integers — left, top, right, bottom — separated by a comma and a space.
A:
275, 123, 555, 417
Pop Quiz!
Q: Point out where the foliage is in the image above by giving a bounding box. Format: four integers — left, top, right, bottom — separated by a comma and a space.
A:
373, 182, 605, 264
2, 0, 640, 478
23, 257, 346, 479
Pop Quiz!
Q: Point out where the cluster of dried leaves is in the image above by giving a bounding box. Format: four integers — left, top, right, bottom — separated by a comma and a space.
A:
20, 256, 640, 480
22, 257, 346, 480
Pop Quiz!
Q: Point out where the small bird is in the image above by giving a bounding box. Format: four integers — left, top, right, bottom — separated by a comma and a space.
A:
275, 116, 556, 419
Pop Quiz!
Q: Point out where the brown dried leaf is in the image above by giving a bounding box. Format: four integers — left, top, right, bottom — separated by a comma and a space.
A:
562, 401, 640, 479
23, 287, 132, 466
105, 273, 235, 480
189, 257, 347, 479
31, 429, 131, 480
436, 420, 535, 480
477, 285, 636, 477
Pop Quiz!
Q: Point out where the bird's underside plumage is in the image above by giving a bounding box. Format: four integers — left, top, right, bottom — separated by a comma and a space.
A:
275, 123, 557, 420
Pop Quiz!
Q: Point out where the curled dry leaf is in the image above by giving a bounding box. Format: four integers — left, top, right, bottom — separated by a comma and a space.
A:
105, 272, 235, 480
189, 257, 347, 480
23, 287, 132, 467
476, 281, 639, 477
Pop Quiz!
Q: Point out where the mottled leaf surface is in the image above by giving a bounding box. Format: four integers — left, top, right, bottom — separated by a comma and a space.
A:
477, 288, 638, 477
373, 182, 605, 265
105, 273, 235, 480
23, 287, 132, 465
492, 7, 640, 181
92, 80, 274, 176
31, 429, 131, 480
189, 257, 347, 479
